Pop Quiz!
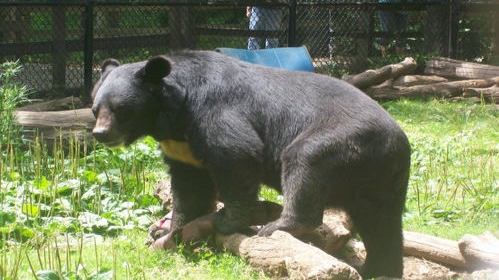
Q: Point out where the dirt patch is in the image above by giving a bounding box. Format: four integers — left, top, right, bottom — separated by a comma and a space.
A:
403, 256, 499, 280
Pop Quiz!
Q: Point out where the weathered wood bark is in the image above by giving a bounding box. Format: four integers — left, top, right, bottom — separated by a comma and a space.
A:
14, 108, 95, 147
335, 239, 366, 269
392, 75, 448, 87
366, 77, 499, 101
425, 57, 499, 80
403, 231, 469, 269
463, 86, 499, 102
458, 231, 499, 269
299, 209, 353, 256
337, 239, 460, 280
342, 57, 417, 89
404, 231, 499, 270
216, 230, 361, 280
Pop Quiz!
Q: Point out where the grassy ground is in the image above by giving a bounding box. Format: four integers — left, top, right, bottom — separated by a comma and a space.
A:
1, 98, 498, 279
385, 100, 499, 240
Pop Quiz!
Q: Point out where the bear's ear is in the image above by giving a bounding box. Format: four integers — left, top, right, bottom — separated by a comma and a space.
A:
101, 59, 120, 74
139, 55, 172, 83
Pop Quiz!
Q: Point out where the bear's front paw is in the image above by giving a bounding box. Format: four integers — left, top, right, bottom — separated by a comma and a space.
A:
149, 213, 217, 250
258, 217, 318, 237
146, 212, 173, 246
150, 228, 182, 250
257, 220, 280, 237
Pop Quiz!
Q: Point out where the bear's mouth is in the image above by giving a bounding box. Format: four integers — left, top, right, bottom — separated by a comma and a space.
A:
102, 141, 126, 148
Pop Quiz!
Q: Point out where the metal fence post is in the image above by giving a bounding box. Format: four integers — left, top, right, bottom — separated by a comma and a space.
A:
448, 0, 459, 58
287, 0, 296, 47
83, 0, 95, 100
52, 2, 66, 87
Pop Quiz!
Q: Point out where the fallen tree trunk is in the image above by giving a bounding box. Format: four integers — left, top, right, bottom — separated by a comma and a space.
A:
216, 230, 361, 280
392, 75, 448, 87
151, 180, 354, 257
299, 208, 353, 255
366, 77, 499, 101
14, 108, 95, 148
17, 96, 86, 112
404, 231, 499, 271
463, 86, 499, 102
403, 231, 469, 269
459, 231, 499, 269
149, 202, 357, 279
342, 57, 417, 89
425, 57, 499, 80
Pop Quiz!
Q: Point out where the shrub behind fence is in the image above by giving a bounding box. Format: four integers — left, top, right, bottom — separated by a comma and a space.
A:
0, 0, 497, 99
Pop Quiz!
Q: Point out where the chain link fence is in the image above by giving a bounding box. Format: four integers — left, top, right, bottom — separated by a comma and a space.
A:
0, 1, 497, 99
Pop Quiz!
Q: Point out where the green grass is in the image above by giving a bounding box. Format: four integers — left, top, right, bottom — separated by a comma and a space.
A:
384, 100, 499, 239
1, 62, 498, 279
2, 229, 265, 280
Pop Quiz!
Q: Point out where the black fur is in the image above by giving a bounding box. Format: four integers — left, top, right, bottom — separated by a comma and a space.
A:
91, 50, 411, 278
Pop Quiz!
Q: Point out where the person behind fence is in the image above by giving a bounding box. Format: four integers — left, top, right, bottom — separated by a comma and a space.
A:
378, 0, 409, 57
247, 5, 283, 50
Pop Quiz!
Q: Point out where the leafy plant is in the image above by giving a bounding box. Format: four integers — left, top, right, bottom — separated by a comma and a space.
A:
0, 61, 29, 146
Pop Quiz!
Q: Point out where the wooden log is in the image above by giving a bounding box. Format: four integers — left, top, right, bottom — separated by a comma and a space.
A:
458, 231, 499, 269
14, 108, 95, 148
216, 230, 361, 280
403, 231, 469, 269
342, 66, 392, 89
392, 75, 448, 87
366, 77, 499, 101
17, 96, 86, 112
425, 57, 499, 80
151, 180, 354, 256
342, 57, 417, 89
335, 239, 366, 269
149, 203, 357, 279
299, 208, 353, 256
463, 86, 499, 102
149, 203, 353, 259
335, 238, 468, 280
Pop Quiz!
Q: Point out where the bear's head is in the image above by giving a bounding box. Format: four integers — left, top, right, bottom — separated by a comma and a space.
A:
91, 56, 173, 147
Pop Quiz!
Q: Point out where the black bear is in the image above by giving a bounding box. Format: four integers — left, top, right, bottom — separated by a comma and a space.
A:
91, 50, 411, 278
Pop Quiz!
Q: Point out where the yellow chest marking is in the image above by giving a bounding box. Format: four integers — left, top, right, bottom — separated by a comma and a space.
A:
160, 140, 203, 168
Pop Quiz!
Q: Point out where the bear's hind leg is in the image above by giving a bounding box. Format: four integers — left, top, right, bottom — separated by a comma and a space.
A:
350, 206, 404, 279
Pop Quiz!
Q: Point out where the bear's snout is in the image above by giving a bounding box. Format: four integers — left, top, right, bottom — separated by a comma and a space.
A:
92, 127, 111, 143
92, 107, 126, 147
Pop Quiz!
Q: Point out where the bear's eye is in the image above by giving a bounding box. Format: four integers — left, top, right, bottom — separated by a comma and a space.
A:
92, 107, 98, 118
113, 105, 133, 122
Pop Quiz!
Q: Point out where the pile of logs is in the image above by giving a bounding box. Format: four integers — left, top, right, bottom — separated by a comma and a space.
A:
343, 57, 499, 103
151, 180, 499, 280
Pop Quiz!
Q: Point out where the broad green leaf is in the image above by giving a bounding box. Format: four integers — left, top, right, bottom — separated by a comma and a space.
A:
89, 268, 113, 280
22, 203, 39, 216
36, 270, 61, 280
33, 176, 50, 191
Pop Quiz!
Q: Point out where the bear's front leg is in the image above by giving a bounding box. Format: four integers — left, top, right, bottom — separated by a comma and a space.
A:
197, 113, 265, 235
210, 161, 262, 236
148, 201, 283, 250
168, 161, 218, 232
